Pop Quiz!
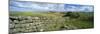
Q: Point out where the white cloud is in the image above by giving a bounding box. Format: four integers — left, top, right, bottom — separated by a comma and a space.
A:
19, 0, 94, 5
10, 1, 93, 12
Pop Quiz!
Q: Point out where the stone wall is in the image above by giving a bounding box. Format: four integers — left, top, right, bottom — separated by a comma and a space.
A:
9, 16, 65, 33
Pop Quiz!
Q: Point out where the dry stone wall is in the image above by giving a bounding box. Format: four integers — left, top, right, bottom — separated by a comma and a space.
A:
9, 16, 65, 33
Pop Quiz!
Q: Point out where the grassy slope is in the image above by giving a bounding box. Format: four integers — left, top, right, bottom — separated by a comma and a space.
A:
9, 11, 94, 30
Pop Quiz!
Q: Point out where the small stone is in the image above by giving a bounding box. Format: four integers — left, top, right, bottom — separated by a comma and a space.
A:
34, 17, 39, 19
13, 20, 19, 23
40, 29, 44, 32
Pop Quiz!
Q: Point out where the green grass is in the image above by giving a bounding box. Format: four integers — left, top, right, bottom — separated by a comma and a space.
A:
9, 11, 94, 30
64, 19, 93, 29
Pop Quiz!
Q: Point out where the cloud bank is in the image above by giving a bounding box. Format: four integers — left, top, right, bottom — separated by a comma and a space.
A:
10, 1, 94, 12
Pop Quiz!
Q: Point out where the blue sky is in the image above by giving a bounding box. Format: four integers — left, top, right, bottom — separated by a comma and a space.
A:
9, 1, 94, 12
